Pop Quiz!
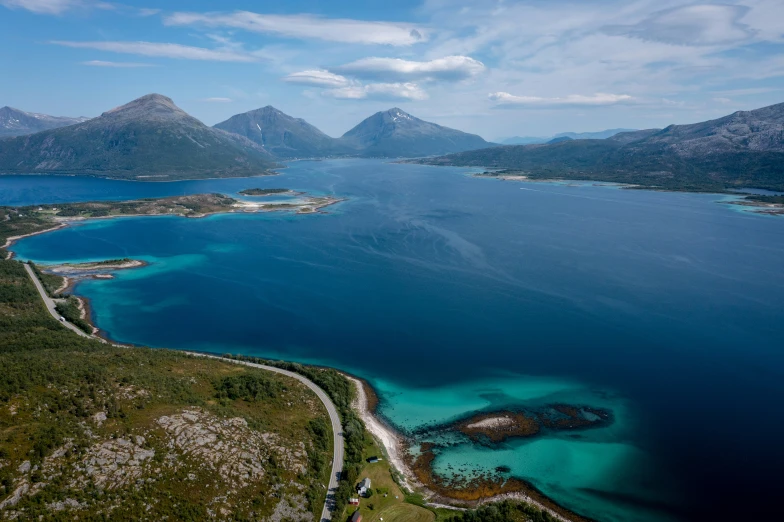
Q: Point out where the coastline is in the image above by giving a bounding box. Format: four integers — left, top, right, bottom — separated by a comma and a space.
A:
4, 194, 345, 256
0, 170, 280, 183
474, 173, 784, 216
16, 259, 590, 522
2, 222, 68, 251
345, 374, 585, 522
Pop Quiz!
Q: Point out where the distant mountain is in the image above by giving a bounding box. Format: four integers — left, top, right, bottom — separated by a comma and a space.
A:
500, 136, 549, 145
0, 106, 89, 138
547, 136, 573, 144
0, 94, 275, 180
501, 128, 637, 145
418, 102, 784, 192
338, 108, 491, 157
554, 128, 637, 140
214, 106, 337, 159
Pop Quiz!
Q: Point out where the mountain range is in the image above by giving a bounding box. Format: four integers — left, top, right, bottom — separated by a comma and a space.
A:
0, 97, 493, 178
2, 95, 783, 189
419, 102, 784, 192
0, 94, 275, 180
0, 106, 89, 138
214, 106, 490, 159
500, 128, 637, 145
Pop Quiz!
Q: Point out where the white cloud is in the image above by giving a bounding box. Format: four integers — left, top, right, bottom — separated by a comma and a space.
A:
283, 69, 428, 101
327, 82, 428, 101
334, 55, 485, 82
489, 92, 634, 107
0, 0, 108, 14
164, 11, 427, 46
51, 41, 258, 62
81, 60, 154, 67
283, 70, 351, 88
136, 7, 159, 17
603, 5, 754, 46
201, 97, 233, 103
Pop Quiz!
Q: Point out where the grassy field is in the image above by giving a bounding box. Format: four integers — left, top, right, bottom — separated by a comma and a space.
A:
341, 431, 437, 522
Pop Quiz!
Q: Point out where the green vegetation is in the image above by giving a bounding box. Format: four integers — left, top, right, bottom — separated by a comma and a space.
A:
439, 500, 558, 522
0, 207, 56, 247
86, 258, 134, 266
342, 430, 435, 522
0, 257, 332, 520
227, 354, 368, 516
239, 188, 291, 196
38, 193, 237, 218
28, 261, 65, 297
54, 295, 93, 334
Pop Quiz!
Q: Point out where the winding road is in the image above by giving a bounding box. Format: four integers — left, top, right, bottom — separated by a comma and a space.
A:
23, 263, 92, 338
22, 262, 345, 521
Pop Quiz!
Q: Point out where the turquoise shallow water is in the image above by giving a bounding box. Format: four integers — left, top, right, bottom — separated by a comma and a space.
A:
5, 160, 784, 521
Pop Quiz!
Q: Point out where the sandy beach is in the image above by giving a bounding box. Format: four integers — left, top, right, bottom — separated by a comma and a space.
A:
45, 259, 147, 273
346, 374, 576, 521
345, 375, 420, 492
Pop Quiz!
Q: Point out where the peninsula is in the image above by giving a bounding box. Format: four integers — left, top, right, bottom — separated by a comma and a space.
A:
1, 191, 344, 255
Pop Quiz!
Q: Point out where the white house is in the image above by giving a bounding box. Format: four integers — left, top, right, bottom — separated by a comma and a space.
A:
357, 477, 371, 496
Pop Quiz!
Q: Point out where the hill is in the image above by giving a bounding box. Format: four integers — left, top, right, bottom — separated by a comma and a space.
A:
0, 94, 276, 180
554, 128, 638, 140
500, 128, 637, 145
0, 106, 88, 138
338, 108, 491, 157
419, 102, 784, 192
0, 252, 335, 519
214, 106, 339, 159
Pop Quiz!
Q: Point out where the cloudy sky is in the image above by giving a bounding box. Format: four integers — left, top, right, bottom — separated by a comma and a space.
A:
1, 0, 783, 140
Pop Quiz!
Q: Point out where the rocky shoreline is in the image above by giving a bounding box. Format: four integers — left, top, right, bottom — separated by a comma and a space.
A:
346, 375, 598, 522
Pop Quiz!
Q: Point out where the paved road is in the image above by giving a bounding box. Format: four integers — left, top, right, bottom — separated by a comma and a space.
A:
186, 353, 345, 522
23, 263, 92, 338
23, 262, 345, 520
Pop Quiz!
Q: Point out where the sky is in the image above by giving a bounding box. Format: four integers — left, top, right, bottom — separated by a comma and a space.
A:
1, 0, 783, 141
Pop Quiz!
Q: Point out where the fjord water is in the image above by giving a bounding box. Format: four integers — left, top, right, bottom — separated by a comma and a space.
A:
6, 160, 784, 522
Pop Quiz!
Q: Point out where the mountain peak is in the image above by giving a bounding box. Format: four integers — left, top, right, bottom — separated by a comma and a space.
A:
383, 108, 416, 122
340, 108, 488, 157
103, 93, 188, 120
213, 105, 334, 159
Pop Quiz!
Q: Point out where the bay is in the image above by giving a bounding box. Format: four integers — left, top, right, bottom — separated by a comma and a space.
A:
5, 159, 784, 521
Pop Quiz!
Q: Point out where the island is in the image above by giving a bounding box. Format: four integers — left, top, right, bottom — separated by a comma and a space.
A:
238, 188, 302, 196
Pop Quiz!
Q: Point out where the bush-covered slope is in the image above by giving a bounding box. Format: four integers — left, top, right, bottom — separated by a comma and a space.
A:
0, 257, 332, 520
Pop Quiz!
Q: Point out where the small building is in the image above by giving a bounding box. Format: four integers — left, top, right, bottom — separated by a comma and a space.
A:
350, 511, 362, 522
367, 456, 381, 464
357, 477, 371, 496
349, 498, 360, 506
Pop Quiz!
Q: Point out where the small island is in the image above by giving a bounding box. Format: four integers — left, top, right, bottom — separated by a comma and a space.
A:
451, 404, 611, 445
238, 188, 301, 196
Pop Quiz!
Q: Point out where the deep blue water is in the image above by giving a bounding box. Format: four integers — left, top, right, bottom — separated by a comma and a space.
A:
4, 161, 784, 522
